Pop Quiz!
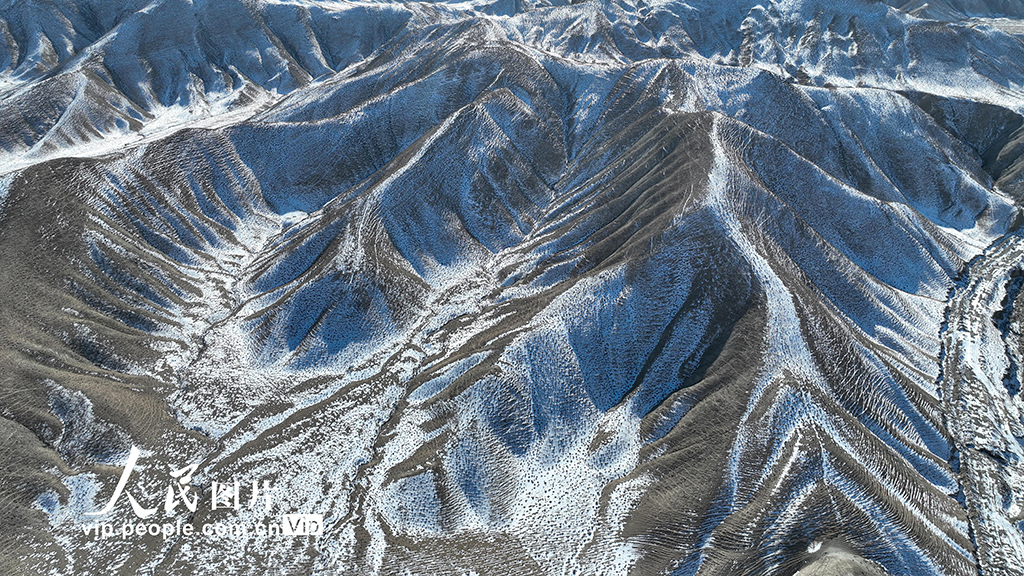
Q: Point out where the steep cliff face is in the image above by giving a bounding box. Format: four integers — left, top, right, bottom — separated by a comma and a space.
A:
2, 1, 1024, 575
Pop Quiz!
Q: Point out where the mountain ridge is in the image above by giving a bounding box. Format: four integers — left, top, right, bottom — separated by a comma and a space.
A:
2, 0, 1024, 575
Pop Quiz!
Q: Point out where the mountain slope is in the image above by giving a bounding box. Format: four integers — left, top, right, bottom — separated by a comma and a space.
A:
2, 0, 1024, 575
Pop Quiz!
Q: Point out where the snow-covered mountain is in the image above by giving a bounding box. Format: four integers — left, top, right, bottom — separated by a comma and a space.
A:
885, 0, 1024, 21
2, 0, 1024, 575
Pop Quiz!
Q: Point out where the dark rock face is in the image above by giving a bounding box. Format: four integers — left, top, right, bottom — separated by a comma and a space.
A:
2, 0, 1024, 575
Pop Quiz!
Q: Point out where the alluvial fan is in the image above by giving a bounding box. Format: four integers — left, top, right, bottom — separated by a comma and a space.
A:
2, 0, 1024, 574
